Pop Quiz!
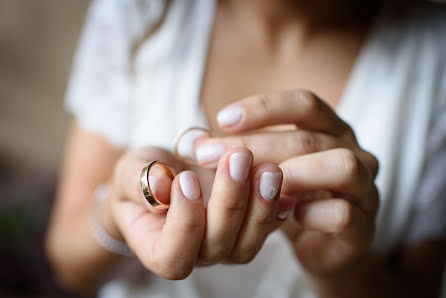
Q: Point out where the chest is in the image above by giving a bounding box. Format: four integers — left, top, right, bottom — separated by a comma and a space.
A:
200, 9, 366, 135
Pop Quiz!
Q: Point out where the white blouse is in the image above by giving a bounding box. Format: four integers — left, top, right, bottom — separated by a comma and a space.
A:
65, 0, 446, 297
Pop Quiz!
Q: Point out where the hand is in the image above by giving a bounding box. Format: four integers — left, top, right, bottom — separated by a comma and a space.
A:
194, 90, 379, 277
104, 146, 289, 279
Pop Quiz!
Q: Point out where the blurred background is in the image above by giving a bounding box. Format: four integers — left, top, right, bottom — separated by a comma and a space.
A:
1, 1, 445, 298
0, 1, 89, 296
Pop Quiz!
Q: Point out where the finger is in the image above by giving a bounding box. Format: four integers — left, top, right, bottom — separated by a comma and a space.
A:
216, 90, 352, 136
195, 130, 338, 168
357, 149, 380, 179
279, 148, 379, 214
128, 171, 206, 280
148, 164, 173, 205
194, 131, 380, 182
294, 199, 374, 247
227, 164, 285, 264
199, 148, 253, 265
114, 149, 179, 214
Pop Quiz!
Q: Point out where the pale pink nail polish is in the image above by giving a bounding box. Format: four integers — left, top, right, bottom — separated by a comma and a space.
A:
278, 210, 292, 220
259, 172, 281, 200
217, 106, 243, 127
148, 175, 160, 189
195, 143, 224, 164
179, 171, 200, 200
229, 152, 251, 182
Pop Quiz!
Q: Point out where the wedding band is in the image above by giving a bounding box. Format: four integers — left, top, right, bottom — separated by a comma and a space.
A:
140, 160, 176, 210
174, 126, 213, 165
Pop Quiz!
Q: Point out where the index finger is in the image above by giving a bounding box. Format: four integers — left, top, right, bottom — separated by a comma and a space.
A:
216, 90, 352, 136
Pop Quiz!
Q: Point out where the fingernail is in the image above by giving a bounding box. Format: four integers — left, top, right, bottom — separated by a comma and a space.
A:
259, 172, 281, 200
217, 106, 243, 127
229, 152, 251, 182
278, 210, 292, 220
196, 143, 224, 164
148, 175, 160, 189
179, 171, 200, 200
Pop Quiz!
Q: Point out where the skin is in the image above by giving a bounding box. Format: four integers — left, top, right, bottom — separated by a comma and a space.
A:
198, 91, 445, 298
47, 127, 287, 286
46, 0, 445, 297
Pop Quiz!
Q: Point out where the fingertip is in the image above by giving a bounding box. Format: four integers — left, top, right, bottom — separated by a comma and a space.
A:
194, 142, 224, 168
216, 105, 245, 129
178, 170, 202, 200
251, 164, 283, 201
226, 148, 253, 182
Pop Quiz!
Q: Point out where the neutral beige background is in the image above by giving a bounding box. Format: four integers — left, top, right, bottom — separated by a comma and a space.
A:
0, 0, 90, 172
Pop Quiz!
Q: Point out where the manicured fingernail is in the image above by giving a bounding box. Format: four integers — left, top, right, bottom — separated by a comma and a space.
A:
259, 172, 281, 200
217, 106, 243, 127
229, 152, 251, 182
179, 171, 200, 200
148, 175, 160, 189
196, 143, 224, 164
278, 210, 292, 220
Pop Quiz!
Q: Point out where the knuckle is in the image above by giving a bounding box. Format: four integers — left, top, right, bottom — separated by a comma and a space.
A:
368, 153, 380, 178
298, 89, 319, 113
357, 149, 379, 179
294, 131, 316, 155
181, 219, 205, 234
251, 212, 276, 228
336, 149, 360, 180
257, 94, 273, 114
344, 125, 356, 137
218, 196, 247, 217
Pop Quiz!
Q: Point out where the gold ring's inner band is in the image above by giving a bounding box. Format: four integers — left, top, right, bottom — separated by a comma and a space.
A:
140, 160, 176, 210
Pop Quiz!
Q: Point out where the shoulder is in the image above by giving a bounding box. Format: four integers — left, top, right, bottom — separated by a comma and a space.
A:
64, 0, 169, 148
85, 0, 167, 38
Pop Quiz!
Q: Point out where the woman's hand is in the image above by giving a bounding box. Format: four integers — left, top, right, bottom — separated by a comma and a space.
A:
104, 146, 288, 279
194, 89, 379, 277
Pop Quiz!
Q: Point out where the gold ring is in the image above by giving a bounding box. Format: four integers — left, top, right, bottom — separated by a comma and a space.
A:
140, 160, 176, 210
173, 126, 212, 165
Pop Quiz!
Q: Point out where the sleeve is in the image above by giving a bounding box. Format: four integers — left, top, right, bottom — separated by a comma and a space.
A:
64, 0, 164, 147
404, 70, 446, 245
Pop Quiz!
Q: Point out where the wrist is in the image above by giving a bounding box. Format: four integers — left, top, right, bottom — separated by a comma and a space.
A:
100, 189, 124, 241
90, 184, 133, 256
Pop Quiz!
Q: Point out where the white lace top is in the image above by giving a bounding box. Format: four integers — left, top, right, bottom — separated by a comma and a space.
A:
65, 0, 446, 297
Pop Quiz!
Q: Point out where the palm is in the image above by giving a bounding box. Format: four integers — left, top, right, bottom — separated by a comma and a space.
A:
116, 199, 166, 254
